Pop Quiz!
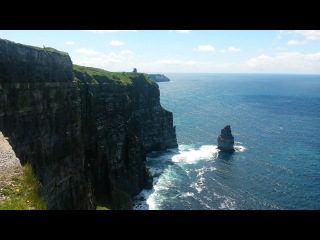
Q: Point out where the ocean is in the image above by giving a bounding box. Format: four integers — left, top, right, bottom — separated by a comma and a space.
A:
133, 73, 320, 210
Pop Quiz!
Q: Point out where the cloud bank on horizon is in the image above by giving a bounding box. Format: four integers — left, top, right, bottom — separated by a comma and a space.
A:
1, 30, 320, 74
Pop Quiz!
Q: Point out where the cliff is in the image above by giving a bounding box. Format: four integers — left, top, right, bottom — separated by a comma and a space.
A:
0, 39, 177, 209
148, 74, 170, 82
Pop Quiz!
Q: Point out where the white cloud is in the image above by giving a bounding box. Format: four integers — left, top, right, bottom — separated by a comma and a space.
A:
276, 30, 287, 40
156, 60, 182, 64
140, 59, 247, 73
176, 30, 191, 33
287, 40, 307, 45
197, 45, 215, 51
120, 50, 133, 54
185, 61, 197, 65
276, 47, 286, 52
247, 54, 274, 68
246, 51, 320, 73
76, 48, 100, 55
228, 46, 240, 52
84, 30, 136, 33
73, 50, 135, 72
73, 41, 320, 73
304, 52, 320, 61
221, 46, 240, 53
64, 41, 75, 45
134, 50, 320, 74
293, 30, 320, 40
110, 40, 125, 46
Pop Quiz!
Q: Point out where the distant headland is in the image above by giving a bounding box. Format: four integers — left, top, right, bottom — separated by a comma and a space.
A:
148, 74, 171, 82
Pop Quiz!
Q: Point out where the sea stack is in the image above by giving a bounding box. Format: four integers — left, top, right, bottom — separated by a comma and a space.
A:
217, 125, 235, 152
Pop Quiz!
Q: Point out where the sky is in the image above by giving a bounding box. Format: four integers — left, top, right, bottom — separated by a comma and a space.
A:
1, 30, 320, 74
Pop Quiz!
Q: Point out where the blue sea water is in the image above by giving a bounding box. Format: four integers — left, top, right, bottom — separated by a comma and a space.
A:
134, 73, 320, 210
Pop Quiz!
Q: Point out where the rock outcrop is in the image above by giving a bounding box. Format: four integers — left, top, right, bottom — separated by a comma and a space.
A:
0, 38, 178, 209
217, 125, 235, 152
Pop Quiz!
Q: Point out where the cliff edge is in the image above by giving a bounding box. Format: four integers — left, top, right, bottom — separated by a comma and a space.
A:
0, 38, 178, 209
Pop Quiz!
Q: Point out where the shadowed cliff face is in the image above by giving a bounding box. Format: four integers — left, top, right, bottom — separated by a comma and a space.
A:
130, 76, 177, 152
0, 39, 72, 83
0, 39, 94, 209
75, 66, 177, 209
0, 39, 177, 209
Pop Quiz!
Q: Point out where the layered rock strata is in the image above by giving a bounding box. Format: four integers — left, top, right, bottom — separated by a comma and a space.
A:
0, 39, 178, 209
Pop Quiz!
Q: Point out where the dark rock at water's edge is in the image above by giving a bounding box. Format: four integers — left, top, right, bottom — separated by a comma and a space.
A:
218, 151, 234, 161
217, 125, 235, 152
148, 74, 170, 82
0, 38, 178, 209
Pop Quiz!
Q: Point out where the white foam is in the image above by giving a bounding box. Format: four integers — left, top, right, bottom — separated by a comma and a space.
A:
234, 145, 246, 152
208, 166, 217, 171
194, 196, 213, 210
181, 192, 195, 198
219, 197, 236, 210
133, 189, 153, 210
177, 144, 195, 151
172, 145, 219, 164
148, 167, 163, 177
211, 191, 236, 210
134, 168, 175, 210
190, 167, 207, 193
190, 182, 204, 193
134, 144, 246, 210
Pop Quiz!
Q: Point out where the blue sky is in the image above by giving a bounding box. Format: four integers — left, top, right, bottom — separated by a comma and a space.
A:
1, 30, 320, 74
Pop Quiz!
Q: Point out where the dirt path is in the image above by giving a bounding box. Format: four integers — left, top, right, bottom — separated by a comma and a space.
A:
0, 131, 22, 204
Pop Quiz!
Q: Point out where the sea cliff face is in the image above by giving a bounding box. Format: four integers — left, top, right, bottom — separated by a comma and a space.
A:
0, 39, 177, 209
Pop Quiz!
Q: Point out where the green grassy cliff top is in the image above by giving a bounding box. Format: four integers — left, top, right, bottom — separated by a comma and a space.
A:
0, 38, 156, 86
0, 38, 69, 57
73, 64, 157, 87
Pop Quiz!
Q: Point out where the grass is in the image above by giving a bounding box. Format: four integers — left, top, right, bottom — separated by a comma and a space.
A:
0, 38, 69, 57
96, 205, 110, 210
73, 64, 133, 85
41, 47, 69, 57
95, 197, 112, 210
0, 164, 47, 210
73, 64, 157, 87
30, 46, 69, 57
